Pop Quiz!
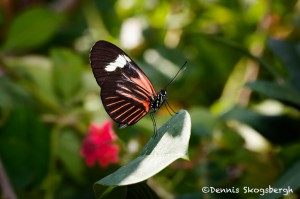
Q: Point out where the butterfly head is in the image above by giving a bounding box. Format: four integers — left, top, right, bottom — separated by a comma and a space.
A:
159, 89, 167, 98
150, 89, 168, 112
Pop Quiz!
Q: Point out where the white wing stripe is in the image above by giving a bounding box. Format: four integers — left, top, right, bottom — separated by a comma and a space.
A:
105, 54, 131, 72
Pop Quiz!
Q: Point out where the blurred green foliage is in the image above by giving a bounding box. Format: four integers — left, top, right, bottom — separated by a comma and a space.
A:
0, 0, 300, 198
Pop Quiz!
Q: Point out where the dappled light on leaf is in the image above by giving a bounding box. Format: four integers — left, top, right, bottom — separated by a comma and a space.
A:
94, 110, 191, 191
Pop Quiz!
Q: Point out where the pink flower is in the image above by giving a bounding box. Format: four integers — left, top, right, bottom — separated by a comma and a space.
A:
80, 120, 120, 168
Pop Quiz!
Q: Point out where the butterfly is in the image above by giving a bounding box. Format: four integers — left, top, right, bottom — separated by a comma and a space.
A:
90, 40, 185, 134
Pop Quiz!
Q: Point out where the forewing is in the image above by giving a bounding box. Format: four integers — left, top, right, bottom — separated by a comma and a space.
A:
90, 40, 156, 95
90, 40, 157, 126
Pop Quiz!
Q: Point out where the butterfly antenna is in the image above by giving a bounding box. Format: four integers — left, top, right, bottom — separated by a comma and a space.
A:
164, 61, 187, 90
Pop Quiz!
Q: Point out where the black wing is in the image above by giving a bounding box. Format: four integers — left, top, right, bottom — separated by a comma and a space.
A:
90, 40, 157, 127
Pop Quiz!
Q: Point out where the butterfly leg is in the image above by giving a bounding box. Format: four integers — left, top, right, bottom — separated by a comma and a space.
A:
164, 102, 173, 116
150, 113, 157, 138
118, 123, 128, 128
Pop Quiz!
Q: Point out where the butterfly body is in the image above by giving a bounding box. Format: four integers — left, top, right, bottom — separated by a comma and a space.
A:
90, 40, 168, 129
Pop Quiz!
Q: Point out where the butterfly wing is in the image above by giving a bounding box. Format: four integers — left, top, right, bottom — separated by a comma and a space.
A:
90, 40, 157, 127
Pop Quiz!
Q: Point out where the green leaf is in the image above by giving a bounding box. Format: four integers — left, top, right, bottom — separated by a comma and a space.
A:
220, 106, 300, 144
267, 38, 300, 91
246, 80, 300, 107
94, 110, 191, 191
6, 55, 57, 103
0, 107, 50, 188
189, 107, 217, 137
51, 48, 84, 100
259, 159, 300, 199
0, 75, 32, 109
98, 186, 127, 199
57, 129, 85, 183
2, 7, 65, 51
97, 182, 159, 199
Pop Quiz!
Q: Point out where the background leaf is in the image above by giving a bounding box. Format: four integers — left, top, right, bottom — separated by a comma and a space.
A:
246, 80, 300, 108
221, 106, 300, 144
259, 159, 300, 199
51, 48, 84, 101
57, 129, 85, 183
267, 38, 300, 91
0, 107, 50, 188
98, 182, 159, 199
2, 7, 65, 51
